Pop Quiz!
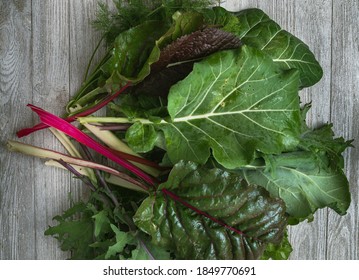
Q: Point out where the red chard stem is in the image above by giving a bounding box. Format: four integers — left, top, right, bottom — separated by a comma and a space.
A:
16, 82, 131, 138
28, 104, 156, 186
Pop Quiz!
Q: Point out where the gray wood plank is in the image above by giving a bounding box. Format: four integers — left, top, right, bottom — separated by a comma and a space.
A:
268, 0, 333, 260
327, 0, 359, 260
1, 0, 357, 260
30, 0, 72, 260
0, 0, 36, 260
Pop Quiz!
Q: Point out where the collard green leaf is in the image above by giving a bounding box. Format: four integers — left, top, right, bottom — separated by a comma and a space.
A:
233, 9, 323, 88
240, 151, 351, 219
239, 107, 352, 220
129, 45, 302, 168
134, 161, 287, 260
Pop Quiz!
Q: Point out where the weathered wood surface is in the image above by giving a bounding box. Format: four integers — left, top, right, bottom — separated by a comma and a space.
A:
0, 0, 358, 260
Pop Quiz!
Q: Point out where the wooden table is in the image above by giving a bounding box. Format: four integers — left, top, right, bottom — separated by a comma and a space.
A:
1, 0, 358, 259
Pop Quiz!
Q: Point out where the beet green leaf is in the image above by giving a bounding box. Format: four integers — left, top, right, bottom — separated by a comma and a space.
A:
134, 161, 287, 260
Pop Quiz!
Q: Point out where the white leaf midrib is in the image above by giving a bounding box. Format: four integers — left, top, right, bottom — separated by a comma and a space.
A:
173, 109, 296, 123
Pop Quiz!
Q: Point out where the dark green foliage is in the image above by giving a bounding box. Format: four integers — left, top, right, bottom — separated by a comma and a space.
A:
134, 161, 287, 260
43, 1, 352, 261
93, 0, 216, 44
45, 193, 170, 260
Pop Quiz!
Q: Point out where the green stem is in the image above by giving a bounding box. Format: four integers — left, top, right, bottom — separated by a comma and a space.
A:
79, 116, 161, 125
83, 34, 106, 82
66, 49, 112, 113
49, 128, 97, 183
68, 87, 108, 114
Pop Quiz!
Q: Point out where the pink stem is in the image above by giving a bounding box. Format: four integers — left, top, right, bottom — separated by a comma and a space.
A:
17, 83, 131, 138
28, 104, 156, 186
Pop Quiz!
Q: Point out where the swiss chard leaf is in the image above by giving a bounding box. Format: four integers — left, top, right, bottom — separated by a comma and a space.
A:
128, 45, 302, 168
134, 161, 287, 260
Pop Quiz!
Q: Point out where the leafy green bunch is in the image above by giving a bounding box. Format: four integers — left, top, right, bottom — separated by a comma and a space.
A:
12, 0, 352, 260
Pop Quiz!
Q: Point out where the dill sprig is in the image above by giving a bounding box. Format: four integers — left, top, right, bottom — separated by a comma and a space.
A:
92, 0, 217, 45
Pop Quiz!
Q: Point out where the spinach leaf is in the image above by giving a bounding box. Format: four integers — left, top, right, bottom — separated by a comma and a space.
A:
134, 161, 287, 260
127, 45, 302, 168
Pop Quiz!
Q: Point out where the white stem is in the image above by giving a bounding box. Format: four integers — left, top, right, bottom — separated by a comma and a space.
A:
46, 160, 146, 193
82, 123, 161, 177
49, 128, 96, 182
7, 140, 147, 192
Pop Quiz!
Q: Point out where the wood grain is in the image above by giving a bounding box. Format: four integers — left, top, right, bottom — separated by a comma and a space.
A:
0, 0, 358, 259
327, 0, 359, 260
0, 0, 36, 259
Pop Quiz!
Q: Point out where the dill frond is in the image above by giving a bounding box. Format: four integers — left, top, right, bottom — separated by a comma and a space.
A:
92, 0, 218, 45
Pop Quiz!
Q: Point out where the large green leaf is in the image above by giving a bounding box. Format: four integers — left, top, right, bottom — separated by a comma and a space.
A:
134, 161, 287, 260
233, 8, 323, 88
240, 151, 351, 219
128, 45, 301, 168
239, 108, 351, 220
